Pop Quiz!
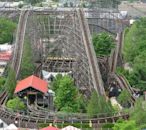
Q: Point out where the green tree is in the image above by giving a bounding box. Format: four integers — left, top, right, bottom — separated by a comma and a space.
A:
54, 75, 78, 112
53, 75, 84, 112
0, 77, 5, 86
24, 0, 42, 5
87, 90, 114, 117
87, 90, 99, 116
20, 40, 35, 79
123, 17, 146, 90
113, 98, 146, 129
88, 0, 121, 8
52, 0, 59, 2
128, 0, 139, 3
63, 3, 68, 7
92, 32, 115, 57
117, 90, 131, 107
76, 94, 87, 113
112, 119, 138, 130
51, 74, 63, 92
0, 77, 6, 93
6, 97, 26, 111
130, 98, 146, 126
101, 0, 121, 8
4, 67, 16, 98
0, 18, 16, 44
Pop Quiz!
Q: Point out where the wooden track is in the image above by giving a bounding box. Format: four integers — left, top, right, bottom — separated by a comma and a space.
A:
11, 10, 29, 79
0, 9, 131, 129
109, 31, 135, 103
78, 9, 105, 96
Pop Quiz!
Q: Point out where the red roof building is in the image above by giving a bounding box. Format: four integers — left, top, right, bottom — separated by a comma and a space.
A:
40, 126, 60, 130
14, 75, 55, 109
14, 75, 48, 94
0, 51, 12, 61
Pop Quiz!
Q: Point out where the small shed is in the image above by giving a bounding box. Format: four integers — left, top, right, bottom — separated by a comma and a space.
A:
14, 75, 53, 108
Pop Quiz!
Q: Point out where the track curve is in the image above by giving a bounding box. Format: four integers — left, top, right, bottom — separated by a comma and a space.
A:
0, 9, 131, 128
109, 31, 135, 103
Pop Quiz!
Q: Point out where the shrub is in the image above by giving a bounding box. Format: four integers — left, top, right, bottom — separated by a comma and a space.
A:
20, 40, 35, 79
52, 75, 86, 113
6, 97, 26, 111
117, 90, 131, 107
4, 67, 16, 98
0, 18, 16, 44
87, 90, 114, 117
92, 32, 115, 57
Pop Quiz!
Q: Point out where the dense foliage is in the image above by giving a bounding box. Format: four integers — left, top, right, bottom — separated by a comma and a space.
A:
123, 17, 146, 90
113, 119, 138, 130
51, 74, 62, 92
87, 0, 121, 8
51, 75, 86, 113
0, 18, 16, 44
130, 98, 146, 126
117, 90, 131, 107
6, 97, 26, 111
112, 98, 146, 129
87, 90, 114, 117
100, 0, 121, 8
24, 0, 42, 5
4, 67, 16, 98
0, 77, 5, 85
92, 32, 115, 57
0, 77, 6, 92
127, 0, 139, 2
52, 0, 59, 2
20, 40, 35, 79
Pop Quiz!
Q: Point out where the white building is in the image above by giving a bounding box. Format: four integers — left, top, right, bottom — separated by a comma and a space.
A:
0, 44, 13, 52
0, 119, 8, 129
0, 1, 23, 8
42, 70, 71, 82
129, 19, 136, 25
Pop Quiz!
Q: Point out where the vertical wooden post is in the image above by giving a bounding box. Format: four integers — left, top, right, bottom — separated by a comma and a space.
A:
36, 94, 37, 107
144, 91, 146, 100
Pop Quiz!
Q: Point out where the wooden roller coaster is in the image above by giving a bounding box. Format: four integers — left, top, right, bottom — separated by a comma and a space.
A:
0, 9, 132, 129
109, 31, 136, 103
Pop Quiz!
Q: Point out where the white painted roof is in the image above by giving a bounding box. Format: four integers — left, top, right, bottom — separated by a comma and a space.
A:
61, 126, 81, 130
130, 19, 136, 25
5, 124, 17, 130
0, 2, 23, 8
0, 119, 8, 128
0, 44, 12, 51
42, 70, 70, 80
0, 62, 7, 66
